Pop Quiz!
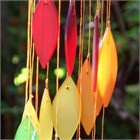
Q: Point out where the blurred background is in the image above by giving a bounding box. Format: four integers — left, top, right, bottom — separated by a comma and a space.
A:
1, 0, 139, 139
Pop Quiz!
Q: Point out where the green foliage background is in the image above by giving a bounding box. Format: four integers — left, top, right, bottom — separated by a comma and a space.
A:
1, 1, 139, 139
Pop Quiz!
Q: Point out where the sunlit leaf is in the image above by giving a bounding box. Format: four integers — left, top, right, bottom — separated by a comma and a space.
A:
97, 27, 118, 107
39, 88, 53, 140
52, 77, 81, 140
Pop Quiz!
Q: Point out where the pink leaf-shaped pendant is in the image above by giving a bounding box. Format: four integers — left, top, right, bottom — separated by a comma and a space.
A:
65, 0, 77, 76
92, 15, 99, 91
32, 0, 59, 69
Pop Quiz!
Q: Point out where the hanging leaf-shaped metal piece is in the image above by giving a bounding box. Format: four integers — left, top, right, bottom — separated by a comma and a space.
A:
97, 27, 118, 107
77, 59, 102, 135
14, 116, 39, 140
32, 0, 59, 69
14, 100, 39, 140
93, 88, 103, 116
52, 77, 81, 140
39, 88, 53, 140
92, 15, 99, 92
65, 0, 77, 76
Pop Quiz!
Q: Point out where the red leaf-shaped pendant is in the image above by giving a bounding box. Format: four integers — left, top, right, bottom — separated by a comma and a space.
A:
32, 0, 59, 69
65, 0, 77, 76
92, 15, 99, 91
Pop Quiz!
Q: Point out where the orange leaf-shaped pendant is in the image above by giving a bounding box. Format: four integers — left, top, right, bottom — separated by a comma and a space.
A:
77, 59, 102, 135
97, 27, 118, 107
39, 88, 53, 140
93, 88, 102, 116
52, 77, 81, 140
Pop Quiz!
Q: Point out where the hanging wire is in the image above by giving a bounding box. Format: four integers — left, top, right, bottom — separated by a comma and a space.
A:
92, 0, 101, 139
87, 0, 91, 61
81, 0, 85, 68
78, 0, 83, 76
55, 0, 61, 139
25, 0, 32, 103
29, 0, 35, 101
46, 62, 49, 89
101, 106, 105, 140
76, 0, 83, 139
106, 0, 111, 27
93, 92, 97, 140
35, 57, 39, 114
100, 0, 104, 38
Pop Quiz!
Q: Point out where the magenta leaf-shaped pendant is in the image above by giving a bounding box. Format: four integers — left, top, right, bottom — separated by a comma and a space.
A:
65, 0, 77, 76
92, 15, 99, 91
32, 0, 59, 69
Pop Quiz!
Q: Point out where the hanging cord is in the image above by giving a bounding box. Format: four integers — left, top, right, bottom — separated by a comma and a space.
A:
45, 62, 49, 89
76, 0, 83, 139
55, 0, 61, 139
92, 0, 100, 139
106, 0, 111, 27
93, 91, 97, 140
100, 0, 104, 38
29, 1, 35, 101
87, 0, 91, 62
35, 57, 39, 114
25, 0, 32, 103
101, 106, 105, 140
81, 0, 85, 67
78, 0, 83, 76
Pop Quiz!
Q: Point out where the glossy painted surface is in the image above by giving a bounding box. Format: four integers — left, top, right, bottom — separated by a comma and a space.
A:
65, 0, 77, 76
92, 15, 99, 92
39, 88, 53, 140
32, 0, 59, 68
77, 59, 102, 135
97, 27, 118, 107
52, 77, 81, 140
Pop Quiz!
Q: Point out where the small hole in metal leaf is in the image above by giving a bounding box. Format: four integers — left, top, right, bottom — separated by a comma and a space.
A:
66, 86, 69, 90
44, 3, 48, 7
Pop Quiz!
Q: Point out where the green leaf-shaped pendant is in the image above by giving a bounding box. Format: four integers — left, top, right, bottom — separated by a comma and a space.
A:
14, 116, 39, 140
14, 100, 39, 140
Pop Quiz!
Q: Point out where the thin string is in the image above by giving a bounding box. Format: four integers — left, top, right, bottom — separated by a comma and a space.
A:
87, 0, 91, 62
92, 0, 101, 139
45, 63, 49, 89
78, 0, 83, 76
25, 0, 31, 103
97, 0, 100, 12
76, 0, 83, 139
100, 0, 104, 38
29, 2, 34, 101
55, 0, 61, 139
106, 0, 110, 27
93, 92, 97, 140
81, 0, 85, 67
108, 0, 111, 22
35, 57, 39, 114
101, 106, 105, 140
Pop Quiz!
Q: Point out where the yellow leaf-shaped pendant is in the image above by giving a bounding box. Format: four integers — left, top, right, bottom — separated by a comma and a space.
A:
39, 88, 53, 140
22, 100, 39, 133
97, 27, 118, 107
77, 59, 102, 135
52, 76, 81, 140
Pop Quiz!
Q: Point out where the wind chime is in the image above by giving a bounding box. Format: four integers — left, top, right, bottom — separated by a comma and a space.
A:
14, 0, 118, 139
